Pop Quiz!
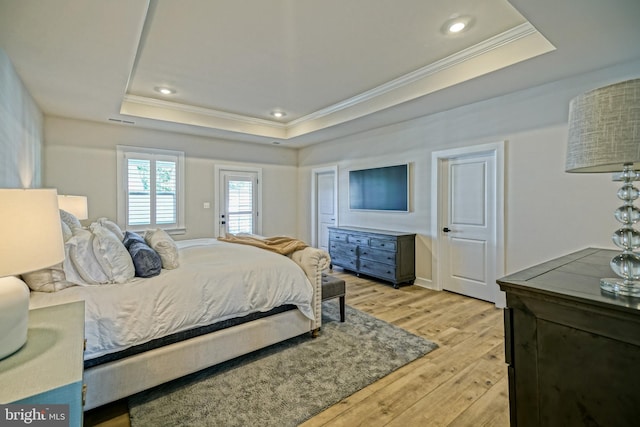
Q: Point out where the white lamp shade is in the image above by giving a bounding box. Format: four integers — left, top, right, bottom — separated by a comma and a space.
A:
0, 188, 65, 277
565, 78, 640, 173
57, 194, 88, 220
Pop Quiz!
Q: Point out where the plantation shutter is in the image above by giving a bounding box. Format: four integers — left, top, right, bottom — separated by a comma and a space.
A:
125, 153, 178, 228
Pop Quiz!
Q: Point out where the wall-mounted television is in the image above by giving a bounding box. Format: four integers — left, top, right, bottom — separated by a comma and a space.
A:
349, 164, 409, 212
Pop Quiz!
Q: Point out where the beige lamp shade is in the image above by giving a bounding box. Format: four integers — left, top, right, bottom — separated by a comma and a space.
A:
57, 194, 88, 220
566, 78, 640, 173
0, 188, 65, 277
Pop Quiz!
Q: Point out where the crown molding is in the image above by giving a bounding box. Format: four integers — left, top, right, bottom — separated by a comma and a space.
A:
121, 22, 546, 140
121, 95, 287, 129
287, 23, 538, 127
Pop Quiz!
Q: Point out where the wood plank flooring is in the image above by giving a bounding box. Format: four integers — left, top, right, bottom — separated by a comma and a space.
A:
84, 271, 509, 427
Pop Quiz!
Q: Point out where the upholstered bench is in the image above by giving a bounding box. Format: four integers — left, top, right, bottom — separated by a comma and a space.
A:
322, 273, 346, 322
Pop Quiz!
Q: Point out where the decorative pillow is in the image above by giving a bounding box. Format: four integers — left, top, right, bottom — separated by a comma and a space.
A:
67, 227, 110, 285
97, 217, 125, 241
144, 228, 179, 269
59, 209, 81, 229
123, 231, 146, 249
21, 262, 76, 292
127, 240, 162, 278
89, 223, 135, 284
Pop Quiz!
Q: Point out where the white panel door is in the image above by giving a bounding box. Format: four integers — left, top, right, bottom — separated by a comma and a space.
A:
441, 153, 497, 302
316, 171, 336, 251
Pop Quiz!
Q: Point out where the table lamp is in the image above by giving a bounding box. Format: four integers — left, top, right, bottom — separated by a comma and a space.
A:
566, 78, 640, 297
57, 194, 88, 220
0, 188, 65, 359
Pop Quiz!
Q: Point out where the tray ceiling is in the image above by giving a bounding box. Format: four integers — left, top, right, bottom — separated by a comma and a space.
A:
1, 0, 639, 147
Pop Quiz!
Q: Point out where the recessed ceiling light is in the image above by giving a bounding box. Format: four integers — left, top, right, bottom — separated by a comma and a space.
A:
154, 86, 176, 95
441, 15, 474, 35
270, 110, 286, 119
448, 22, 466, 33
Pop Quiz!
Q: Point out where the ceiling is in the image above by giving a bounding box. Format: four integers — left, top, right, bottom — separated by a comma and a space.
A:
1, 0, 639, 148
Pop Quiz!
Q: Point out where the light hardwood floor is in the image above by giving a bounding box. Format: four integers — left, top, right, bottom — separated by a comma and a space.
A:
85, 271, 510, 427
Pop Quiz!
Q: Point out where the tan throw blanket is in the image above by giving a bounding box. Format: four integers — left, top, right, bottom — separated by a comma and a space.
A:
218, 234, 309, 255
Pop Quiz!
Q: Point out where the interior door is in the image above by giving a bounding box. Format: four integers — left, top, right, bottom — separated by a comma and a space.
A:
440, 152, 497, 302
316, 170, 336, 251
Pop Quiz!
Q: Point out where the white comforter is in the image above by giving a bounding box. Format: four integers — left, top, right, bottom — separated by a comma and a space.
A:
29, 239, 314, 360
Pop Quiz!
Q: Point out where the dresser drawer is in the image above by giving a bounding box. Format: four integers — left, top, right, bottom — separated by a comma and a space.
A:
329, 242, 358, 257
370, 238, 396, 251
329, 231, 349, 243
331, 254, 358, 270
348, 235, 370, 246
359, 260, 396, 281
359, 247, 397, 265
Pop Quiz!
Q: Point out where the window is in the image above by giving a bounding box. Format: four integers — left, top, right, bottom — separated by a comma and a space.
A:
117, 146, 185, 233
216, 166, 261, 236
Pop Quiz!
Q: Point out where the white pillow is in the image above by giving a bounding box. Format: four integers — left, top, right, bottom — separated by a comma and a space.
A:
67, 228, 110, 285
96, 217, 125, 241
60, 209, 81, 229
145, 228, 179, 269
90, 223, 135, 283
21, 262, 76, 292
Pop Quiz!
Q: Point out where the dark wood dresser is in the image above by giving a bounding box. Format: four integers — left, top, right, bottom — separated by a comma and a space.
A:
497, 248, 640, 427
328, 226, 415, 288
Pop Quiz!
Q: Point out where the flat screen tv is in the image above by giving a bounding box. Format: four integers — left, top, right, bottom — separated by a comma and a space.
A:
349, 164, 409, 212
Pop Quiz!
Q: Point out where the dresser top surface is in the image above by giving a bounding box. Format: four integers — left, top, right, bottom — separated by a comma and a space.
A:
498, 248, 640, 313
328, 226, 415, 237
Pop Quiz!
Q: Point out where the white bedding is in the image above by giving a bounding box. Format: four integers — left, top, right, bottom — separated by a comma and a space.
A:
29, 238, 314, 360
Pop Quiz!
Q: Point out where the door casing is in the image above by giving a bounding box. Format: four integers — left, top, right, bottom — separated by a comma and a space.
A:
311, 165, 338, 249
431, 142, 506, 308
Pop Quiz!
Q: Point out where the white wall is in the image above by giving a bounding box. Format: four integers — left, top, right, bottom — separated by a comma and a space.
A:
0, 48, 43, 188
44, 117, 300, 240
297, 59, 640, 283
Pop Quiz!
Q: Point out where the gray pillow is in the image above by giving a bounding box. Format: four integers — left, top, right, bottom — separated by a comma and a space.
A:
125, 236, 162, 278
123, 231, 146, 249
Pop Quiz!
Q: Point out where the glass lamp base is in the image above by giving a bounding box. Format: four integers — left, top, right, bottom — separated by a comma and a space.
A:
600, 278, 640, 297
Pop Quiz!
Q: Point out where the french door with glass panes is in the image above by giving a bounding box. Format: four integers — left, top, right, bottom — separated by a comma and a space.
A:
218, 169, 260, 236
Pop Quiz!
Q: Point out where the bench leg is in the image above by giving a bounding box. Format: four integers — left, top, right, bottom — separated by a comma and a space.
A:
339, 295, 345, 322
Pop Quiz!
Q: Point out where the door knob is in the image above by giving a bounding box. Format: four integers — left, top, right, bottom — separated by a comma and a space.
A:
443, 227, 451, 233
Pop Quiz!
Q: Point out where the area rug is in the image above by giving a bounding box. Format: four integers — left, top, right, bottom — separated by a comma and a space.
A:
128, 301, 438, 427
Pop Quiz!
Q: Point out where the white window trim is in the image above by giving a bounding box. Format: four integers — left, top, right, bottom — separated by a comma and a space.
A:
214, 164, 263, 237
116, 145, 186, 234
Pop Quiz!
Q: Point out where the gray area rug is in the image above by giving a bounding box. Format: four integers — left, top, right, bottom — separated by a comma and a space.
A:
128, 301, 438, 427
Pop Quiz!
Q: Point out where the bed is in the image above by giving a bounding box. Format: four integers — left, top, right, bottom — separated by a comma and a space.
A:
24, 213, 330, 410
